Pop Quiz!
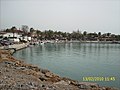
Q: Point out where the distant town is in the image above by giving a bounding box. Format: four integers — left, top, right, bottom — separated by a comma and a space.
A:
0, 25, 120, 46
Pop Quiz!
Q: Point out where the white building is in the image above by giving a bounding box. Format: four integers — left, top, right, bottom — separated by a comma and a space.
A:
19, 36, 31, 41
0, 32, 21, 42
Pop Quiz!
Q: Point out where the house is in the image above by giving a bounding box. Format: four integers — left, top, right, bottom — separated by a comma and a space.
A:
20, 36, 31, 42
0, 32, 22, 42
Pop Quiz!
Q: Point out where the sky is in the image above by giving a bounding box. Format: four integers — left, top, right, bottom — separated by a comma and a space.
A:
0, 0, 120, 34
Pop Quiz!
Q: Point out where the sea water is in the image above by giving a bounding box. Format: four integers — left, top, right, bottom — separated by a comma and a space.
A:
13, 43, 120, 88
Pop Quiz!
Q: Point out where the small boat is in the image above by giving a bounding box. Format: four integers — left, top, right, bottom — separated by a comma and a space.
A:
39, 41, 45, 45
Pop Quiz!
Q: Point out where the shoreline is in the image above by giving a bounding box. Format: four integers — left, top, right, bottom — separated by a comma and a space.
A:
47, 40, 120, 44
0, 44, 119, 90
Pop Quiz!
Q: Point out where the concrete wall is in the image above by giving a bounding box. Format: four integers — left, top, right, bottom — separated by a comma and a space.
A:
8, 43, 28, 50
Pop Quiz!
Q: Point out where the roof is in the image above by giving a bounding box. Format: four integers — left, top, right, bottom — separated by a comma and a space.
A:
0, 32, 7, 35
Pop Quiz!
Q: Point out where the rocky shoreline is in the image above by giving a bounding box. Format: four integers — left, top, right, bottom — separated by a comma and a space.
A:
0, 50, 119, 90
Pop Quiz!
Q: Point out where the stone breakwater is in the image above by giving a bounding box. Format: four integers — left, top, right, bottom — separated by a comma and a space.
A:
0, 50, 119, 90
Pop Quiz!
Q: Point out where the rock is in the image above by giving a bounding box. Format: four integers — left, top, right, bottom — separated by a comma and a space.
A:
54, 80, 69, 85
45, 72, 53, 78
78, 82, 99, 89
70, 81, 78, 86
39, 76, 47, 81
27, 82, 38, 89
0, 80, 3, 84
15, 67, 26, 70
4, 61, 12, 65
41, 84, 45, 87
41, 69, 50, 74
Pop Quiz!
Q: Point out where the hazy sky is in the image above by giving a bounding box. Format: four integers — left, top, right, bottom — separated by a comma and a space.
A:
0, 0, 120, 34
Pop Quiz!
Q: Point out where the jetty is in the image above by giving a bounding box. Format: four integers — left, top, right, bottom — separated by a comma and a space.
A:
0, 43, 29, 53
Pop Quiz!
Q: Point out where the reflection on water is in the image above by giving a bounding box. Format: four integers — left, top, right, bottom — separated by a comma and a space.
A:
13, 43, 120, 88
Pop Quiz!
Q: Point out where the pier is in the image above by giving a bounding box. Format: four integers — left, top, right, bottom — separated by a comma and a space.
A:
0, 43, 29, 54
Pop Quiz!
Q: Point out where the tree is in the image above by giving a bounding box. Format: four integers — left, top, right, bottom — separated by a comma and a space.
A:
5, 28, 11, 32
98, 32, 101, 36
71, 30, 82, 40
83, 31, 87, 36
11, 26, 17, 37
30, 28, 34, 33
22, 25, 29, 33
11, 26, 17, 31
107, 33, 111, 37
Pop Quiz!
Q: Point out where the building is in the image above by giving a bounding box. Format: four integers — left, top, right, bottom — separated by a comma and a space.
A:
0, 32, 21, 42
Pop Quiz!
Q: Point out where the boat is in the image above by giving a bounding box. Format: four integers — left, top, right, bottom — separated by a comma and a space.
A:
39, 41, 45, 45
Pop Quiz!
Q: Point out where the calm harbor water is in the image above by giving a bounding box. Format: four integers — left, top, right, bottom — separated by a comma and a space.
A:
13, 43, 120, 88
